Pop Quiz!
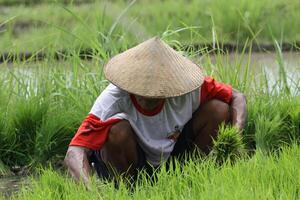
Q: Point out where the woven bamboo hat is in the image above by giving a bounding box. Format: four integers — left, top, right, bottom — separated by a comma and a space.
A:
104, 37, 204, 98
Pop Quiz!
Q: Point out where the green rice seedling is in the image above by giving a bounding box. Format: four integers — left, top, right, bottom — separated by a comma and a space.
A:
211, 124, 245, 163
8, 96, 49, 166
33, 110, 80, 165
0, 75, 18, 170
255, 113, 285, 153
2, 0, 300, 53
10, 168, 119, 200
274, 39, 290, 95
253, 98, 298, 153
0, 57, 107, 168
241, 95, 264, 151
10, 145, 300, 200
243, 93, 300, 153
280, 97, 300, 142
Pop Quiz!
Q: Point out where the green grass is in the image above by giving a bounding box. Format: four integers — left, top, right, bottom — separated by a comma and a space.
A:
6, 144, 300, 199
1, 0, 300, 53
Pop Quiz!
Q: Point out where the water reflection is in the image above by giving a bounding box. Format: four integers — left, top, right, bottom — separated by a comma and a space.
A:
202, 51, 300, 94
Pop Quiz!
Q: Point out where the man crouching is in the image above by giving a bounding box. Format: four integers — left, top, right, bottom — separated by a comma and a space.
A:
64, 37, 247, 185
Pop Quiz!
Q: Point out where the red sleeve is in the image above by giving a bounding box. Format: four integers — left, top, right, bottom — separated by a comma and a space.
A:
200, 77, 233, 105
69, 114, 121, 150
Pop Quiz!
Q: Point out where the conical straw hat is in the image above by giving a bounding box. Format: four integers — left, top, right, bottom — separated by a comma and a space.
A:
104, 37, 204, 98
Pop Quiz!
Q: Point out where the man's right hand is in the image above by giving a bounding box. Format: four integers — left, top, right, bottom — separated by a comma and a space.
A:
64, 146, 92, 188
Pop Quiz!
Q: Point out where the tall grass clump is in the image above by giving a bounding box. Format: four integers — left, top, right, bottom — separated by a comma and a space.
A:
253, 97, 299, 153
8, 96, 49, 166
0, 57, 109, 169
0, 74, 14, 175
33, 110, 79, 165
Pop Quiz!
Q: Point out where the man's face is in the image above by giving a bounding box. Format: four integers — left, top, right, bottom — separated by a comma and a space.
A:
134, 95, 164, 110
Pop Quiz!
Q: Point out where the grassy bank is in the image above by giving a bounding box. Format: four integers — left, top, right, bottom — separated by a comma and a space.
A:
3, 144, 300, 199
1, 0, 300, 53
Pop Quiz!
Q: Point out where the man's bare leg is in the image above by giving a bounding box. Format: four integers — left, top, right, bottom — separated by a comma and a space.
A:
96, 100, 230, 176
192, 99, 230, 154
100, 120, 140, 177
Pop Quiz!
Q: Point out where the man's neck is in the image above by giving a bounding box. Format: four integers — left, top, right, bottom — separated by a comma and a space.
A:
134, 95, 164, 111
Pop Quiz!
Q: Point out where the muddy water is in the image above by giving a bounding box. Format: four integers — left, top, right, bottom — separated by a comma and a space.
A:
0, 176, 28, 197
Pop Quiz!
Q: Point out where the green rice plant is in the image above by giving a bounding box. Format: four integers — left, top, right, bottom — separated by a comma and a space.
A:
8, 96, 49, 166
280, 97, 300, 142
0, 56, 108, 168
10, 168, 117, 200
274, 39, 291, 95
211, 124, 245, 163
33, 110, 80, 165
0, 75, 18, 169
253, 95, 299, 151
244, 94, 300, 152
8, 145, 300, 200
1, 0, 300, 53
255, 113, 285, 153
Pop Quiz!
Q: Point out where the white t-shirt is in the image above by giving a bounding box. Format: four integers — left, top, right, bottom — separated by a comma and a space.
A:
90, 84, 201, 165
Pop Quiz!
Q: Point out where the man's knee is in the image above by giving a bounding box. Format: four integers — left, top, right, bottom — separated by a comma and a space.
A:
201, 99, 230, 124
98, 120, 140, 176
107, 120, 136, 147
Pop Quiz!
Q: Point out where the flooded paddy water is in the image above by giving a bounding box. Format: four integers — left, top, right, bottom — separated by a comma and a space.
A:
211, 52, 300, 76
202, 51, 300, 94
3, 51, 299, 84
0, 176, 28, 198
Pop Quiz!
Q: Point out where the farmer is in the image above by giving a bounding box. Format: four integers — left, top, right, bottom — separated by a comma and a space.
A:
64, 37, 247, 184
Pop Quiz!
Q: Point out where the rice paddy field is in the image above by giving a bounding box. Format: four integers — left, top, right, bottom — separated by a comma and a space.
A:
0, 0, 300, 199
1, 0, 300, 53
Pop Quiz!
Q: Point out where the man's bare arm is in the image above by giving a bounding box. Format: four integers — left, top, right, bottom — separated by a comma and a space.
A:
64, 146, 92, 185
230, 90, 247, 131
